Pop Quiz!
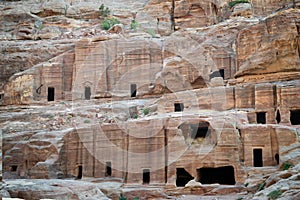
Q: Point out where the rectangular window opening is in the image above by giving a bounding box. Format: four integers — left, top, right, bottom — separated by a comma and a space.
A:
174, 103, 184, 112
253, 148, 263, 167
256, 112, 266, 124
47, 87, 55, 101
290, 110, 300, 125
142, 169, 150, 184
105, 161, 112, 177
130, 84, 137, 98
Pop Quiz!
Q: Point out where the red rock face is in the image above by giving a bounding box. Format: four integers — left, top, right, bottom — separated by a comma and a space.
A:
236, 10, 300, 77
1, 1, 300, 199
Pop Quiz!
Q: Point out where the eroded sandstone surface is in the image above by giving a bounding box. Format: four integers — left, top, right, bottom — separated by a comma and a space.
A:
1, 0, 300, 200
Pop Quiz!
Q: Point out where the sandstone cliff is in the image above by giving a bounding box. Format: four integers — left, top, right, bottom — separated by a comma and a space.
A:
1, 0, 300, 200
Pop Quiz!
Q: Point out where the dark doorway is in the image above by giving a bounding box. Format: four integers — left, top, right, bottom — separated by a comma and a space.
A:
276, 110, 281, 124
105, 162, 112, 177
197, 166, 235, 185
85, 86, 91, 100
290, 110, 300, 125
47, 87, 55, 101
210, 69, 225, 79
142, 169, 150, 184
275, 153, 279, 165
176, 168, 193, 187
77, 165, 82, 179
11, 165, 17, 172
256, 112, 266, 124
253, 149, 263, 167
0, 93, 3, 100
130, 84, 137, 97
174, 103, 184, 112
191, 122, 210, 139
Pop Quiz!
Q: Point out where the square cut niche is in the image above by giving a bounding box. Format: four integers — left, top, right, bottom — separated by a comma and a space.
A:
290, 110, 300, 125
174, 103, 184, 112
256, 112, 266, 124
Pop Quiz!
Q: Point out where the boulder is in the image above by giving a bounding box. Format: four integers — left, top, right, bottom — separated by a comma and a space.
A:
231, 3, 253, 18
108, 24, 124, 34
3, 179, 109, 200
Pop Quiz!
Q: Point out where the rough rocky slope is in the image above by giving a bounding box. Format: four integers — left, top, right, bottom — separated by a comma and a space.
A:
1, 0, 300, 200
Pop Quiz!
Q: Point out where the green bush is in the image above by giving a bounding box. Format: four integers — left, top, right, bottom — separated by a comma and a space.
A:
34, 20, 44, 30
146, 29, 155, 37
99, 4, 111, 17
119, 193, 127, 200
257, 182, 265, 191
143, 108, 150, 115
132, 114, 138, 119
84, 119, 91, 123
228, 0, 249, 8
130, 20, 138, 31
101, 17, 120, 30
282, 162, 294, 170
267, 189, 282, 199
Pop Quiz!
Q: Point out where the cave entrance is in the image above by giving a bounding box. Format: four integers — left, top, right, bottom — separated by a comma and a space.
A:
256, 112, 266, 124
142, 169, 150, 184
85, 86, 91, 100
77, 165, 82, 179
0, 93, 3, 100
190, 122, 210, 139
105, 162, 112, 177
130, 84, 137, 97
290, 110, 300, 125
11, 165, 17, 172
210, 69, 225, 79
174, 103, 184, 112
253, 148, 263, 167
197, 166, 235, 185
176, 168, 193, 187
47, 87, 55, 101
